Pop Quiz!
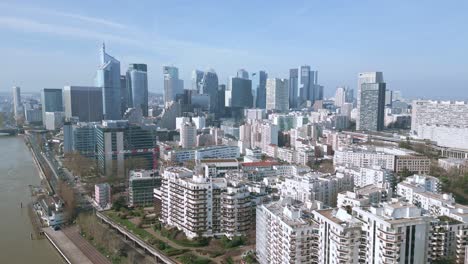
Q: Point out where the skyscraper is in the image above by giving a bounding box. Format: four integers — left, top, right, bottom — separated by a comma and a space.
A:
191, 70, 204, 92
266, 78, 289, 111
12, 86, 22, 120
41, 88, 63, 122
299, 65, 319, 105
96, 43, 121, 120
120, 75, 128, 115
180, 120, 197, 148
252, 71, 267, 109
357, 72, 384, 130
288, 69, 298, 109
225, 76, 253, 109
335, 87, 346, 107
200, 69, 219, 113
63, 86, 103, 122
357, 81, 386, 131
127, 64, 148, 116
237, 69, 249, 79
163, 66, 184, 105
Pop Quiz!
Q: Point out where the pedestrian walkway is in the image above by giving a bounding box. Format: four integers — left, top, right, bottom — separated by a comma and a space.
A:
43, 227, 93, 264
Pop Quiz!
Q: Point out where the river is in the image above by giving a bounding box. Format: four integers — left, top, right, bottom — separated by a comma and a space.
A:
0, 136, 64, 263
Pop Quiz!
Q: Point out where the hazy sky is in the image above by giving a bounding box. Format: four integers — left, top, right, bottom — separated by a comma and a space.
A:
0, 0, 467, 99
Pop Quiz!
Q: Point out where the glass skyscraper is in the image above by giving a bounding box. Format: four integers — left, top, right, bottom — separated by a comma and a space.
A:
63, 86, 103, 122
126, 64, 148, 116
163, 66, 184, 104
252, 71, 267, 109
200, 70, 219, 113
96, 43, 121, 120
289, 69, 298, 109
41, 88, 63, 121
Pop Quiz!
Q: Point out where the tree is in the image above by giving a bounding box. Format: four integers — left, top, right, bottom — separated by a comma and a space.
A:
57, 179, 77, 220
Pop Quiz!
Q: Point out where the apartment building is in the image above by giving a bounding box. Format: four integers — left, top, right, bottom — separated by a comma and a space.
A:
256, 200, 319, 264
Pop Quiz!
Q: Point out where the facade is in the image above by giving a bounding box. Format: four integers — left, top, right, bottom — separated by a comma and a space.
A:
94, 183, 111, 209
299, 65, 319, 105
191, 69, 204, 92
266, 78, 289, 111
163, 66, 184, 104
253, 71, 267, 109
163, 145, 240, 163
25, 109, 42, 124
63, 86, 103, 122
41, 88, 63, 122
44, 111, 65, 130
96, 44, 121, 120
357, 82, 386, 131
129, 170, 160, 207
73, 122, 98, 157
126, 64, 148, 116
411, 100, 468, 149
63, 122, 73, 154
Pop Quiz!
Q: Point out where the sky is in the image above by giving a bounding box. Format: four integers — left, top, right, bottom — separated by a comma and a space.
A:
0, 0, 467, 99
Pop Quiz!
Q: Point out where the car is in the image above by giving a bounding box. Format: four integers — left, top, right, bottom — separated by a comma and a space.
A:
53, 225, 61, 231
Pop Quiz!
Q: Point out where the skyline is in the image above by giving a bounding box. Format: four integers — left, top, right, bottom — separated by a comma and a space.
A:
1, 0, 468, 99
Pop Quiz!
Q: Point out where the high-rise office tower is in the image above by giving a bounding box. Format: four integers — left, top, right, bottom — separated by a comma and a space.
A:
200, 70, 219, 113
217, 84, 226, 116
345, 88, 354, 103
357, 72, 384, 130
12, 86, 22, 119
252, 71, 267, 109
191, 70, 204, 92
120, 75, 128, 115
96, 43, 121, 120
288, 69, 299, 108
126, 64, 148, 116
63, 86, 103, 122
163, 66, 184, 105
266, 78, 289, 111
357, 75, 386, 131
41, 88, 63, 122
299, 65, 319, 105
237, 69, 249, 79
225, 76, 253, 109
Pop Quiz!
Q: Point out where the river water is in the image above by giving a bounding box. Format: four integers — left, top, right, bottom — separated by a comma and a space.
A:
0, 136, 64, 263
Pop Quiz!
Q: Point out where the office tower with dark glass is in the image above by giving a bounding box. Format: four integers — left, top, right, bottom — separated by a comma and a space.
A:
126, 63, 148, 116
356, 72, 386, 130
41, 88, 63, 121
120, 75, 128, 115
96, 43, 121, 120
200, 69, 219, 113
63, 86, 103, 122
252, 71, 267, 109
226, 74, 253, 109
191, 69, 204, 92
299, 65, 318, 105
163, 66, 184, 104
289, 69, 298, 108
357, 72, 386, 131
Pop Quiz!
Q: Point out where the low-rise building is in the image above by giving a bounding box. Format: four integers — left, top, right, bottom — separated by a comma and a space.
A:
129, 169, 161, 207
95, 183, 111, 209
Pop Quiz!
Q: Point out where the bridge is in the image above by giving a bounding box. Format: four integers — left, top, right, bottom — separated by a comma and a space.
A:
96, 211, 176, 264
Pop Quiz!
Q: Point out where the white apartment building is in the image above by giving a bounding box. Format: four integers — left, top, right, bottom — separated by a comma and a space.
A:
353, 201, 433, 264
279, 172, 354, 207
180, 121, 197, 148
164, 145, 240, 162
159, 167, 252, 239
256, 200, 319, 264
337, 184, 390, 208
199, 158, 239, 178
411, 100, 468, 149
313, 208, 362, 264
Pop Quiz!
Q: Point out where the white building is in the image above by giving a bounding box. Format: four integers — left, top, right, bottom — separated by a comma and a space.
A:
266, 78, 289, 111
180, 121, 197, 148
256, 200, 319, 264
411, 100, 468, 149
94, 183, 111, 209
44, 111, 65, 130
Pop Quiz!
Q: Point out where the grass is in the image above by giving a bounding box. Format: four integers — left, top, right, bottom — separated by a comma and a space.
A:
177, 253, 213, 264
